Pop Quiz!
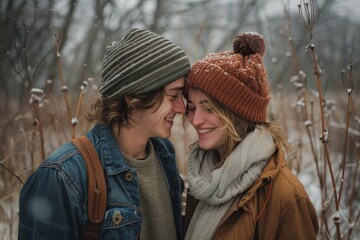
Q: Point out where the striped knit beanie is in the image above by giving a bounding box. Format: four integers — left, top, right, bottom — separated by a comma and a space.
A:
185, 32, 270, 123
100, 28, 190, 99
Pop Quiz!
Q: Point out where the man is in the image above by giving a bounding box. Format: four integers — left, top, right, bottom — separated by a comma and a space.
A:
18, 28, 190, 239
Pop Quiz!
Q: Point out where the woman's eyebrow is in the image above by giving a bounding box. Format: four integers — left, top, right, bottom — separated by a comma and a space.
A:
187, 99, 207, 105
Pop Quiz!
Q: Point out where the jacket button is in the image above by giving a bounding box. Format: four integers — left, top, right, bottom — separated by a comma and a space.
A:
112, 211, 123, 225
125, 172, 133, 181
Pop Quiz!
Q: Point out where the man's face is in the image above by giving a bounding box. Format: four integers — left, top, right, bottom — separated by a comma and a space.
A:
136, 77, 186, 139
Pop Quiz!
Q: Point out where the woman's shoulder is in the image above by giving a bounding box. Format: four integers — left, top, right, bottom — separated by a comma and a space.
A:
271, 166, 311, 205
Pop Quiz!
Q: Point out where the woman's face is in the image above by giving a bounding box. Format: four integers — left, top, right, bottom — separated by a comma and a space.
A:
187, 88, 227, 155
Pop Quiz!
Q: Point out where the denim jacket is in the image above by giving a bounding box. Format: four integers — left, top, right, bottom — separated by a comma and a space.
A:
18, 123, 184, 240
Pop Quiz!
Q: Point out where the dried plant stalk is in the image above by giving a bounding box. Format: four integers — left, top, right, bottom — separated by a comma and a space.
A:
51, 10, 73, 134
338, 63, 353, 203
298, 0, 341, 238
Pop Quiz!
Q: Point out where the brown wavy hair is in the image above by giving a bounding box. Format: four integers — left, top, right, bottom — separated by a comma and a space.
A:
86, 89, 165, 127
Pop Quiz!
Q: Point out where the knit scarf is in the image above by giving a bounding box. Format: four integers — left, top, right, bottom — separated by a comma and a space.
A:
185, 127, 276, 240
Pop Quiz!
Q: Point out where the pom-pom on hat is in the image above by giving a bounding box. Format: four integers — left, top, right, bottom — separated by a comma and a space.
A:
100, 28, 190, 100
185, 32, 270, 122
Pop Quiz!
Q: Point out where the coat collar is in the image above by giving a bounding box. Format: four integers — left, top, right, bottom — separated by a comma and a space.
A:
217, 147, 286, 226
237, 147, 285, 207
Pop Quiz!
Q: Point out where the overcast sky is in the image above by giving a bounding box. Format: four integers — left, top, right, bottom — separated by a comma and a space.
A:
264, 0, 360, 21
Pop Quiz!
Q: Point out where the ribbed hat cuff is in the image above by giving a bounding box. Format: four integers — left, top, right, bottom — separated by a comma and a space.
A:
186, 61, 270, 122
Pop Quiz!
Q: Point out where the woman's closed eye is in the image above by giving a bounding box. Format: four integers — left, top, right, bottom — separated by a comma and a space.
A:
205, 108, 213, 113
186, 106, 195, 113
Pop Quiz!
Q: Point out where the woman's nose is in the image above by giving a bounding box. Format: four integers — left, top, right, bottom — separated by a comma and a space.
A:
190, 109, 205, 126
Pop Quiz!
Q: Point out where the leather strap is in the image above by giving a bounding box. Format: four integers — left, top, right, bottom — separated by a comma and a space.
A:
82, 222, 100, 240
72, 135, 107, 224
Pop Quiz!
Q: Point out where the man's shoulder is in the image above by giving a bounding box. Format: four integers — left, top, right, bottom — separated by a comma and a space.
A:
40, 142, 82, 168
22, 143, 86, 202
35, 142, 86, 186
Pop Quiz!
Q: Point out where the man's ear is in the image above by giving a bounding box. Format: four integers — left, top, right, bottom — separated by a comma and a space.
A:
124, 96, 132, 104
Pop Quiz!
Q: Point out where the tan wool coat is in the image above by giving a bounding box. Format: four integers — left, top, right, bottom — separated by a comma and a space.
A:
183, 148, 319, 240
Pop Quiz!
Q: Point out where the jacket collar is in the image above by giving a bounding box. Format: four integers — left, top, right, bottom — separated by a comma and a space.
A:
217, 147, 286, 227
88, 123, 174, 175
237, 147, 285, 207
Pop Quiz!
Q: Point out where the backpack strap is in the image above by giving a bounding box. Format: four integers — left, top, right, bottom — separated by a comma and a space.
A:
72, 135, 107, 239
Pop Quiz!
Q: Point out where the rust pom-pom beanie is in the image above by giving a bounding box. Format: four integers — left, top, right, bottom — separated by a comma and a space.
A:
185, 32, 270, 123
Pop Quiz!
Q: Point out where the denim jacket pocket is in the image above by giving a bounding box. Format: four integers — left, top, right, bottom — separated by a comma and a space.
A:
100, 206, 141, 239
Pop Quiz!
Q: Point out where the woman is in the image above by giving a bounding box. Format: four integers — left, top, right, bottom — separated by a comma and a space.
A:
183, 32, 319, 239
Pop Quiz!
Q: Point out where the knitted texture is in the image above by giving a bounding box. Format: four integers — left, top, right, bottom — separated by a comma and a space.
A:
185, 32, 270, 122
100, 28, 190, 100
185, 127, 275, 239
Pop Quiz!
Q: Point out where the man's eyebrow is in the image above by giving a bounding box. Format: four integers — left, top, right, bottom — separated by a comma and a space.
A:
167, 86, 184, 92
